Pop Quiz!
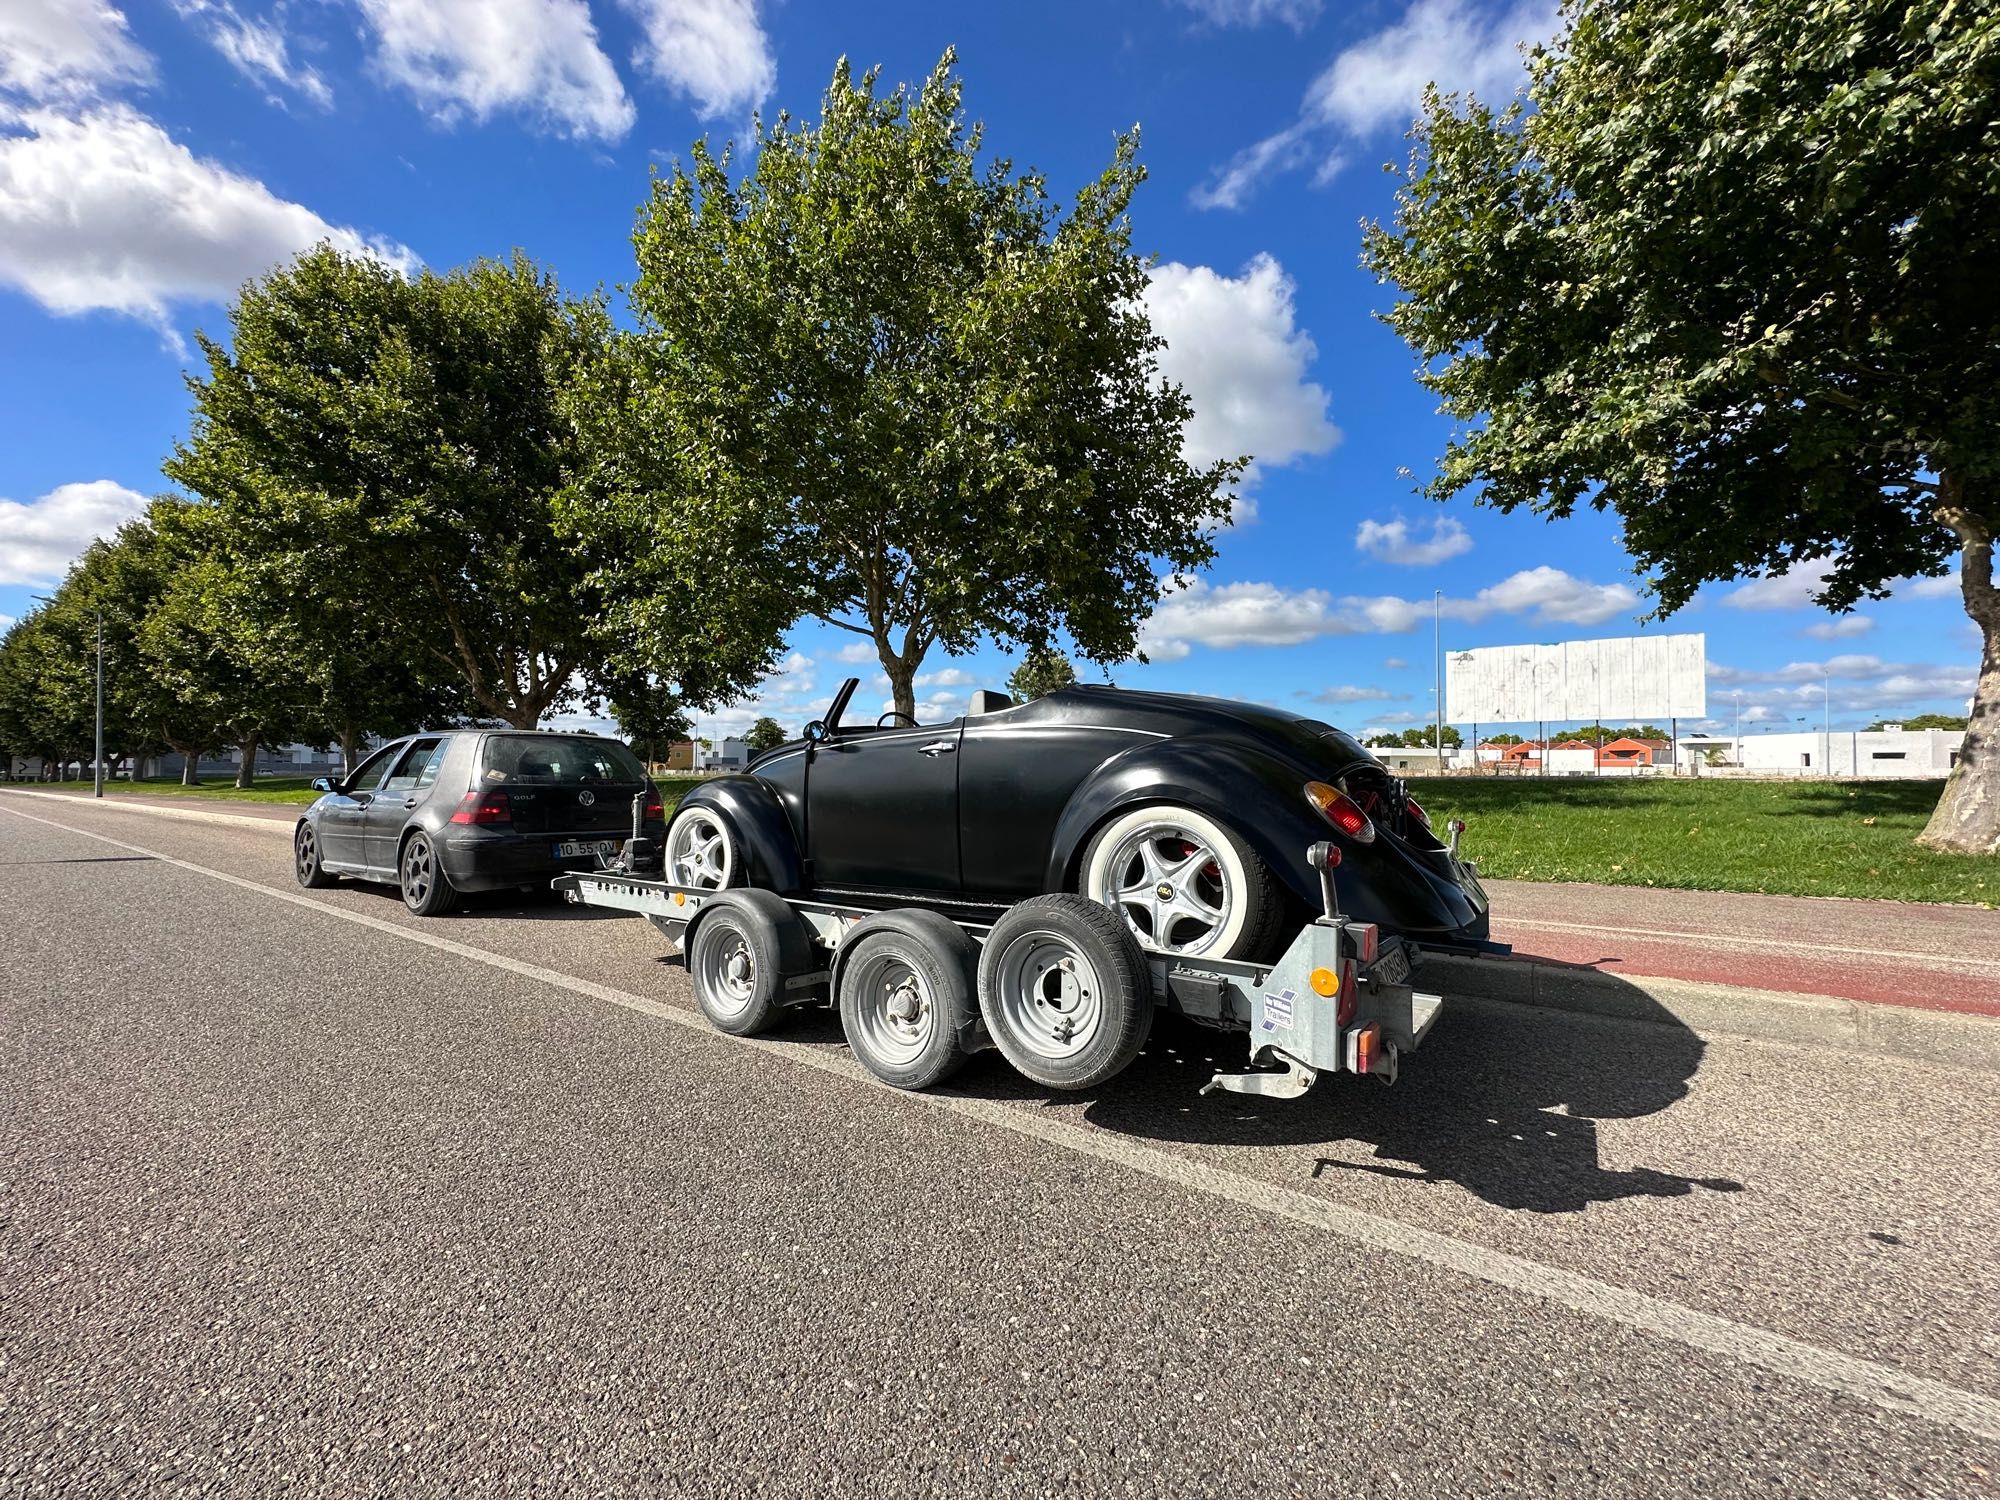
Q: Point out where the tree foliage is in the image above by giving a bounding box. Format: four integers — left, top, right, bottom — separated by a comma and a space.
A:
1362, 0, 2000, 851
166, 247, 763, 731
580, 52, 1238, 721
1869, 713, 1969, 732
1005, 644, 1079, 701
744, 716, 788, 753
1367, 725, 1464, 749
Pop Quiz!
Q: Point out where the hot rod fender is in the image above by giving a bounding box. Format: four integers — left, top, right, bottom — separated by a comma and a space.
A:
1043, 737, 1486, 939
673, 777, 807, 896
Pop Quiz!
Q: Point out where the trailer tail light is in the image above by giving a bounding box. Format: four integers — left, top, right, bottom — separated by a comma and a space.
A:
1304, 782, 1376, 843
1405, 795, 1429, 826
450, 789, 513, 825
1349, 922, 1380, 964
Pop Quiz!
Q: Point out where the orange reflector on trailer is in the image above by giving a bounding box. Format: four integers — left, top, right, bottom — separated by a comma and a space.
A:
1350, 1022, 1381, 1075
1309, 967, 1338, 996
673, 892, 686, 906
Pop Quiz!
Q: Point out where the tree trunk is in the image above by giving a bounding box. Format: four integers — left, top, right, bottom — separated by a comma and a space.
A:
1918, 489, 2000, 854
883, 655, 918, 726
235, 735, 258, 790
340, 722, 360, 777
178, 747, 201, 787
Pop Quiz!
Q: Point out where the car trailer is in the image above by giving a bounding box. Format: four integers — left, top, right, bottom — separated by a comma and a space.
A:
554, 817, 1466, 1100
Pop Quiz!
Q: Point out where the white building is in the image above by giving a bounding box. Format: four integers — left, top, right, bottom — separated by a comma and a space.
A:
1676, 727, 1965, 777
699, 736, 752, 772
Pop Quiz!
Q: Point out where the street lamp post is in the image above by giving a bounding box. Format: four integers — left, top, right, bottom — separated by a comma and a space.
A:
93, 609, 104, 797
1733, 691, 1741, 765
1823, 670, 1832, 781
1432, 590, 1443, 774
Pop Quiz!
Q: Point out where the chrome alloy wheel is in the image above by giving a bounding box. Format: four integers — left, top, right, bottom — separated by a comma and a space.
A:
987, 930, 1106, 1061
1096, 823, 1232, 956
668, 811, 731, 888
845, 950, 936, 1068
695, 928, 757, 1019
296, 825, 318, 879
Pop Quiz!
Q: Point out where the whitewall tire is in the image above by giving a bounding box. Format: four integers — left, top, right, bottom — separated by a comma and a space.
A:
1079, 804, 1279, 962
665, 807, 737, 890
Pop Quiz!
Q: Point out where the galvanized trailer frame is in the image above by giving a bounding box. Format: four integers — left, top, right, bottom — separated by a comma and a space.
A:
553, 840, 1452, 1099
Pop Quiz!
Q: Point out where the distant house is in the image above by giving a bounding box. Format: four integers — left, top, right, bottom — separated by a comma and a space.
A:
699, 736, 751, 772
1492, 740, 1544, 770
658, 739, 696, 772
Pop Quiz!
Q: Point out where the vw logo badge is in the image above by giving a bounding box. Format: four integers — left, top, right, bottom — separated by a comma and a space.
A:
578, 789, 595, 807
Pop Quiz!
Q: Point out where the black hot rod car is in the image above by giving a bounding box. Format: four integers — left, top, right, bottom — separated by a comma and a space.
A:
665, 678, 1490, 963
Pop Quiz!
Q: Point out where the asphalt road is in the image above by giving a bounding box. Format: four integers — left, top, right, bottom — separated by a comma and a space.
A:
3, 794, 1997, 1498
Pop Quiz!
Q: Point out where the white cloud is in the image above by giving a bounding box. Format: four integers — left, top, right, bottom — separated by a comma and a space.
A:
0, 479, 147, 586
0, 0, 151, 103
1140, 566, 1637, 658
1173, 0, 1322, 27
1802, 615, 1872, 640
1721, 560, 1835, 610
353, 0, 635, 140
1187, 124, 1314, 213
1193, 0, 1555, 209
618, 0, 773, 120
1302, 684, 1407, 704
175, 1, 332, 108
1307, 0, 1556, 137
0, 106, 415, 331
1354, 514, 1472, 566
916, 667, 977, 688
1144, 255, 1339, 508
1382, 656, 1408, 669
834, 641, 878, 664
1906, 571, 1960, 600
1707, 654, 1978, 718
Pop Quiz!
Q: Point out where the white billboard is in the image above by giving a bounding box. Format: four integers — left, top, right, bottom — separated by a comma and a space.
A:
1446, 633, 1706, 723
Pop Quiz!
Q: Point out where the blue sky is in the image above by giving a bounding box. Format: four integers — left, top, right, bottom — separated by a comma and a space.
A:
0, 0, 1978, 743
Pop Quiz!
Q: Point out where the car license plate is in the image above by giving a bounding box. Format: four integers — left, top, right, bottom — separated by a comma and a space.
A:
1369, 942, 1412, 988
555, 840, 619, 859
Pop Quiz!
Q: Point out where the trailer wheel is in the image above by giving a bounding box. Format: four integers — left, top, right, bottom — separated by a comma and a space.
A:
686, 890, 805, 1036
837, 911, 979, 1090
978, 894, 1151, 1090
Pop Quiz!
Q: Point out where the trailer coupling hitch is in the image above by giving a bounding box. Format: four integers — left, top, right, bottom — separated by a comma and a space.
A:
1201, 1050, 1318, 1100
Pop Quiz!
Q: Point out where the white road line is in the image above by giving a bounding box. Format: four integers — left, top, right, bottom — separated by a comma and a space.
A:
1501, 915, 2000, 973
7, 798, 1999, 1446
0, 788, 293, 834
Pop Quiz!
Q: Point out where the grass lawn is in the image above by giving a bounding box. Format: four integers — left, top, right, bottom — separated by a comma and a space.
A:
106, 776, 328, 805
1408, 776, 1996, 906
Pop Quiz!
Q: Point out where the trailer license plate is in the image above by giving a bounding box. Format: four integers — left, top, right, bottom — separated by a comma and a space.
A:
556, 840, 619, 859
1371, 944, 1412, 988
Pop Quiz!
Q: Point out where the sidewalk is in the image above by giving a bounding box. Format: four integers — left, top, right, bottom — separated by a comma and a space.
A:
1484, 877, 2000, 1019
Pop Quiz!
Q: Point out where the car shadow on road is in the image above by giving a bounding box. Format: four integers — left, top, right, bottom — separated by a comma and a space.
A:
958, 984, 1745, 1215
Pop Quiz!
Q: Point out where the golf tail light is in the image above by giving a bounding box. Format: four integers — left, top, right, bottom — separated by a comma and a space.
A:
450, 789, 513, 826
1304, 782, 1375, 843
643, 791, 664, 821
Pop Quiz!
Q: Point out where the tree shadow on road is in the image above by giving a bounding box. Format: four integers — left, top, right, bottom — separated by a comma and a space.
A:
960, 980, 1744, 1215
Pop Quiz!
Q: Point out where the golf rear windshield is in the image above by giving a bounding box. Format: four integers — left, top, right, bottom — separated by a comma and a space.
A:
480, 735, 646, 785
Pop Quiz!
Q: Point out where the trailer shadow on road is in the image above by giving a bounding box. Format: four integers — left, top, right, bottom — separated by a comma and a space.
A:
966, 990, 1745, 1215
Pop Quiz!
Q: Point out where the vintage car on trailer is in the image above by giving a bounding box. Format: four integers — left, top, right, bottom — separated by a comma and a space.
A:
562, 677, 1495, 1098
662, 676, 1491, 962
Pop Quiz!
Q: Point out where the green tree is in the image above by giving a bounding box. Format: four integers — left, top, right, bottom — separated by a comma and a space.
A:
1363, 0, 2000, 851
1368, 726, 1462, 749
1484, 732, 1525, 746
1869, 713, 1969, 732
586, 52, 1237, 723
744, 716, 788, 753
166, 247, 765, 732
1005, 644, 1079, 702
607, 672, 693, 768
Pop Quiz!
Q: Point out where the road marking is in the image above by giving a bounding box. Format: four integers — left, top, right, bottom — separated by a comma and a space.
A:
0, 787, 293, 833
1501, 915, 2000, 974
7, 798, 2000, 1446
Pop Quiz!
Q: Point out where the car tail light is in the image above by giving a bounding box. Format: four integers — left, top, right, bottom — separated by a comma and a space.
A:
643, 790, 664, 821
1405, 795, 1429, 826
450, 789, 513, 825
1304, 782, 1375, 843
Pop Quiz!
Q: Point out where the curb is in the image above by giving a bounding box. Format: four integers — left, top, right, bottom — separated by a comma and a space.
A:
0, 787, 296, 833
1418, 952, 2000, 1075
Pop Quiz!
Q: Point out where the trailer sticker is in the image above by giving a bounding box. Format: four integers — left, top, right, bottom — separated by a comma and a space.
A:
1264, 987, 1296, 1030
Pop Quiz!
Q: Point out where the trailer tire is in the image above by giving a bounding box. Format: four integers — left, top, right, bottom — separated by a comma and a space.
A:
837, 910, 979, 1090
686, 890, 807, 1036
978, 894, 1152, 1091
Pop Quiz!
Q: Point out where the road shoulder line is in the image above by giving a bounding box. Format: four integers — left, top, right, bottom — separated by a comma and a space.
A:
5, 796, 1997, 1447
0, 786, 294, 832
